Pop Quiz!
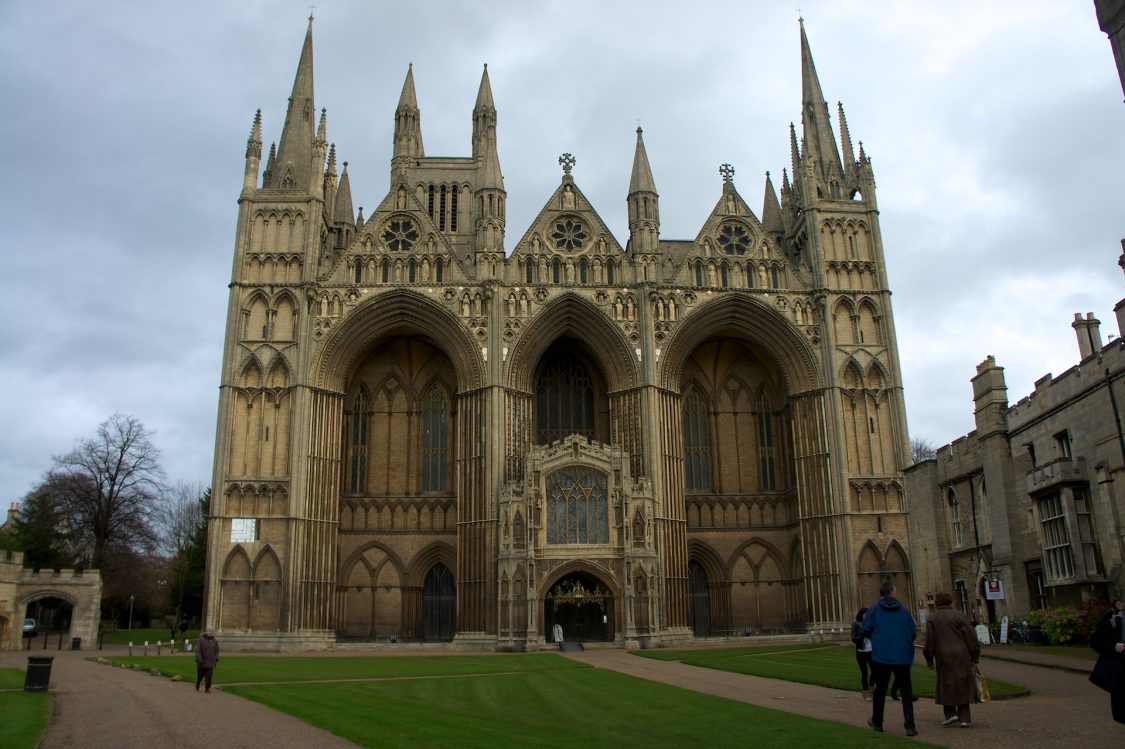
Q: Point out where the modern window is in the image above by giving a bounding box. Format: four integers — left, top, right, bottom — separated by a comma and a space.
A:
1039, 493, 1075, 581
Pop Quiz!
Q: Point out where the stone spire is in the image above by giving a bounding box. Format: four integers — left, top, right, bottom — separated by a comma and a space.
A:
798, 19, 843, 183
761, 171, 784, 237
393, 64, 424, 161
627, 127, 659, 253
837, 101, 856, 171
268, 17, 317, 190
335, 161, 355, 225
243, 109, 262, 191
472, 64, 497, 158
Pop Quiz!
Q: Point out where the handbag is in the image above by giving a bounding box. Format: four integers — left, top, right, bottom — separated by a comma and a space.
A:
1089, 654, 1123, 693
973, 664, 990, 704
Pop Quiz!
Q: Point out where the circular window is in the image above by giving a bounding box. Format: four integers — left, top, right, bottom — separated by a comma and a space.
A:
383, 218, 419, 252
717, 223, 750, 255
551, 218, 588, 251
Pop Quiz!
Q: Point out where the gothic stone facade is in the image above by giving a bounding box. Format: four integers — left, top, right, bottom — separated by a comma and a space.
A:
906, 245, 1125, 624
204, 20, 914, 650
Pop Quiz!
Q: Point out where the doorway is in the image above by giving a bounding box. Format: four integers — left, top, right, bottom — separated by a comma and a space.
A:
422, 563, 455, 641
544, 572, 613, 643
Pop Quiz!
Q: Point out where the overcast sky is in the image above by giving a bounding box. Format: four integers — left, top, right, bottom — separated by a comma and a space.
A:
1, 0, 1122, 505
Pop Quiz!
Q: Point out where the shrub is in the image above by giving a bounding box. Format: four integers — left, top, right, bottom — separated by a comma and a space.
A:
1028, 606, 1080, 645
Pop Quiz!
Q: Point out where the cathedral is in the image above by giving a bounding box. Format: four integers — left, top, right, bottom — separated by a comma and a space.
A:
204, 18, 914, 650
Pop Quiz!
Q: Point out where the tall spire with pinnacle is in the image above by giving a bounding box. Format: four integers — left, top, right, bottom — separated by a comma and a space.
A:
269, 16, 317, 190
472, 64, 497, 159
837, 101, 856, 171
335, 161, 354, 226
798, 19, 843, 183
393, 64, 424, 162
244, 109, 263, 190
627, 126, 659, 254
761, 171, 784, 237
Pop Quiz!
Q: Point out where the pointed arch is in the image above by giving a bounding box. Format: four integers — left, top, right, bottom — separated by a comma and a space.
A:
505, 292, 638, 393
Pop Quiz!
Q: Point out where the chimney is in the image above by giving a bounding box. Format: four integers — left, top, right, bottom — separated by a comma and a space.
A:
1073, 313, 1093, 359
1086, 312, 1103, 352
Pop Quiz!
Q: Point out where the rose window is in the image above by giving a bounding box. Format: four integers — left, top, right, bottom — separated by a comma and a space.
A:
551, 218, 588, 251
382, 218, 419, 252
717, 223, 750, 255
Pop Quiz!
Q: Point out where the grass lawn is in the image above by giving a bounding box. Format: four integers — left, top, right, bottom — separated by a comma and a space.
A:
101, 627, 198, 645
0, 669, 51, 749
104, 654, 925, 747
638, 644, 1029, 699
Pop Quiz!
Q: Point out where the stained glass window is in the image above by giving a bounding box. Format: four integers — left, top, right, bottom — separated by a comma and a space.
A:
383, 218, 419, 252
682, 388, 711, 492
421, 388, 449, 492
546, 467, 608, 544
536, 354, 596, 444
349, 389, 369, 493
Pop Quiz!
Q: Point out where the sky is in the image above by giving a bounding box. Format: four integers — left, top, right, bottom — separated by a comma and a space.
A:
0, 0, 1122, 504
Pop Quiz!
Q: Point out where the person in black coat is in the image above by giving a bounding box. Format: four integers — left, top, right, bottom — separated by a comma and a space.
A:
1090, 600, 1125, 724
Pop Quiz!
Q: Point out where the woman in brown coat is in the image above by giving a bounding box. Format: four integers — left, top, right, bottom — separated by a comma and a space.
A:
923, 592, 980, 727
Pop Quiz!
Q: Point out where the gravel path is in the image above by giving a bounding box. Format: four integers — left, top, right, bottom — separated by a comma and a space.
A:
2, 643, 1121, 747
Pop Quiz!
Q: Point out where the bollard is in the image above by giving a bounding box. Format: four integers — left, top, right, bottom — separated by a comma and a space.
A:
157, 641, 162, 655
128, 642, 133, 656
143, 641, 148, 656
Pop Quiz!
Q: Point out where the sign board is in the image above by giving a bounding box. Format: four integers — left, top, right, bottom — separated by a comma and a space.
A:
975, 624, 991, 645
1000, 615, 1009, 643
985, 579, 1005, 600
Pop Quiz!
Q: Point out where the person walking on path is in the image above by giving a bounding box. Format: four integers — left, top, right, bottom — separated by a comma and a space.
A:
863, 580, 918, 737
923, 591, 980, 727
195, 626, 220, 693
1089, 600, 1125, 724
852, 607, 874, 698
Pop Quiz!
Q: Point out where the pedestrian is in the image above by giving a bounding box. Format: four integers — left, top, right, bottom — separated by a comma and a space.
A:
195, 625, 220, 693
862, 579, 918, 737
852, 607, 873, 698
923, 591, 980, 727
1089, 600, 1125, 724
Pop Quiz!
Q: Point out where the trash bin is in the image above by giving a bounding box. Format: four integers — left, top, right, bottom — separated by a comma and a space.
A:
71, 637, 82, 650
24, 656, 54, 692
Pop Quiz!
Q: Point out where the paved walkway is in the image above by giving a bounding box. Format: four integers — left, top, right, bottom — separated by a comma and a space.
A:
1, 643, 1120, 747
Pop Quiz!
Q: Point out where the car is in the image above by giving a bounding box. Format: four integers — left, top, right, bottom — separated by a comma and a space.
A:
23, 618, 37, 636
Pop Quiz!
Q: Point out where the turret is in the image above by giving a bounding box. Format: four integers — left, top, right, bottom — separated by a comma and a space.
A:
473, 65, 505, 256
626, 127, 659, 254
267, 17, 317, 191
761, 171, 784, 239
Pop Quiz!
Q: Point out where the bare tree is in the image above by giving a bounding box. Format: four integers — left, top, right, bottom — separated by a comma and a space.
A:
157, 481, 208, 625
48, 413, 164, 570
910, 436, 937, 464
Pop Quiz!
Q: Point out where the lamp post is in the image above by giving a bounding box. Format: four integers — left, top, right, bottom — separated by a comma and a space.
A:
128, 594, 135, 630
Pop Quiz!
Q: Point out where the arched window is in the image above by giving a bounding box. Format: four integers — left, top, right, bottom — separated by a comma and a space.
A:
758, 393, 776, 491
720, 264, 729, 288
434, 257, 444, 283
689, 561, 710, 636
606, 260, 615, 285
423, 563, 455, 641
546, 466, 608, 544
381, 259, 390, 283
682, 388, 711, 492
439, 185, 447, 231
354, 257, 363, 284
450, 188, 458, 232
579, 258, 589, 284
421, 388, 449, 492
552, 258, 561, 284
536, 353, 597, 444
525, 260, 534, 284
771, 265, 780, 289
427, 185, 435, 221
349, 389, 369, 494
408, 258, 417, 283
948, 489, 962, 547
694, 260, 704, 287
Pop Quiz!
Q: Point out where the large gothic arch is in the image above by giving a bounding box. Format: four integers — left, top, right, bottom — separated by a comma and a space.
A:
505, 292, 638, 394
659, 294, 821, 394
315, 289, 484, 394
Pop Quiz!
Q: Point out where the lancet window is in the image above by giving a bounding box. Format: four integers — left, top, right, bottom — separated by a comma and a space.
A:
546, 466, 608, 545
682, 387, 712, 492
349, 388, 369, 494
421, 387, 449, 492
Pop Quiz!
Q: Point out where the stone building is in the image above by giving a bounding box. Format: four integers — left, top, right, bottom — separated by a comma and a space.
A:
906, 245, 1125, 624
1096, 0, 1125, 99
0, 550, 103, 651
204, 19, 914, 650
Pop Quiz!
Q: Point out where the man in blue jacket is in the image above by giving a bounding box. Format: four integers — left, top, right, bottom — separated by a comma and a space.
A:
862, 579, 918, 736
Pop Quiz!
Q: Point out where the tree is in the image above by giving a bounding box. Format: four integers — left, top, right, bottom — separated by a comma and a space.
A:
3, 485, 78, 570
47, 413, 165, 570
157, 482, 209, 626
910, 436, 937, 464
